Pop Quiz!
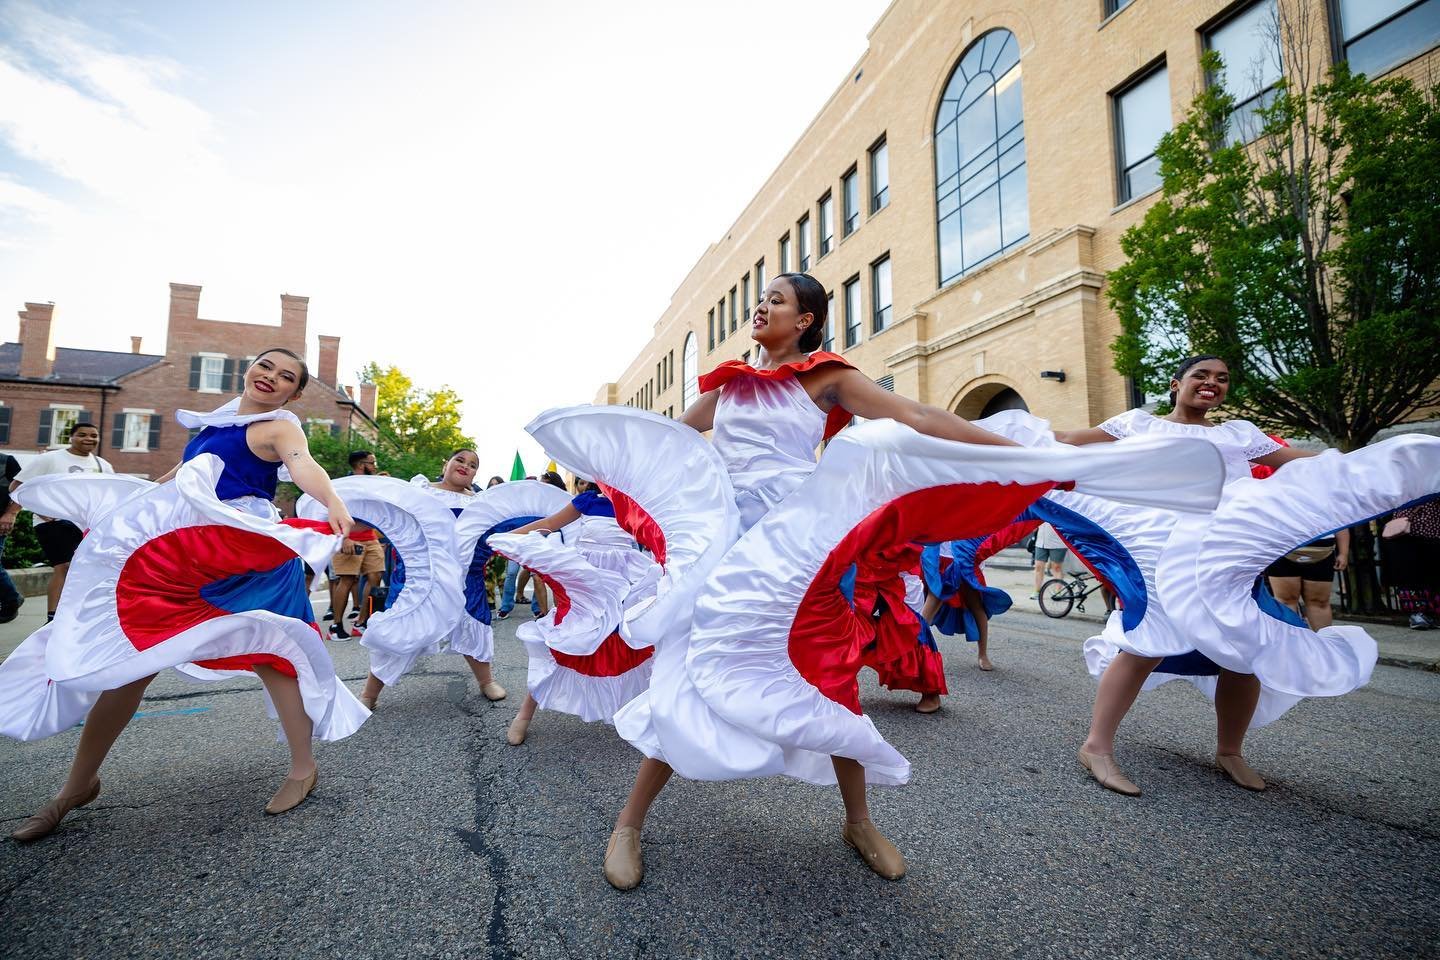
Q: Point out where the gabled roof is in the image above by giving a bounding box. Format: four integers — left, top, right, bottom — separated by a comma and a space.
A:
0, 343, 166, 385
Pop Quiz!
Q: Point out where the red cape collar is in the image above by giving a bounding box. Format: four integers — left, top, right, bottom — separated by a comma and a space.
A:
698, 351, 856, 441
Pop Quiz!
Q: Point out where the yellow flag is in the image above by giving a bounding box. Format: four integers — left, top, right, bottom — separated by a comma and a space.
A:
547, 460, 558, 474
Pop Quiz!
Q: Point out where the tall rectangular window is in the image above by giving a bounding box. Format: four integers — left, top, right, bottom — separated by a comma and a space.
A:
1335, 0, 1439, 77
1114, 63, 1171, 203
1105, 0, 1135, 15
779, 234, 791, 274
818, 192, 834, 257
729, 287, 738, 332
1206, 1, 1282, 143
797, 215, 811, 272
45, 407, 81, 447
823, 292, 835, 352
843, 275, 862, 348
199, 354, 225, 392
708, 309, 715, 350
755, 258, 766, 296
871, 255, 892, 334
742, 273, 751, 321
718, 299, 727, 342
869, 136, 889, 213
842, 167, 860, 236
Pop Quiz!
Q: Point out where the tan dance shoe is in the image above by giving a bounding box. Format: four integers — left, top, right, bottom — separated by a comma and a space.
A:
10, 778, 101, 843
1078, 748, 1141, 796
264, 769, 318, 815
1216, 753, 1266, 791
359, 694, 378, 711
603, 827, 644, 890
842, 819, 907, 880
506, 713, 530, 746
914, 694, 942, 714
481, 681, 508, 702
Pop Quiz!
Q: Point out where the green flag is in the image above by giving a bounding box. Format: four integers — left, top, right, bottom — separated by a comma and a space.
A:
509, 451, 526, 481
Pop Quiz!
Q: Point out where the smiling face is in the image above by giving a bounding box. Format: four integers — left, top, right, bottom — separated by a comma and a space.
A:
443, 450, 480, 488
245, 352, 306, 405
68, 424, 100, 456
751, 277, 814, 352
1172, 358, 1230, 411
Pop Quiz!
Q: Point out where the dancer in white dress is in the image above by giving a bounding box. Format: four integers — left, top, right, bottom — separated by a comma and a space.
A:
3, 350, 359, 840
523, 275, 1228, 890
357, 449, 508, 709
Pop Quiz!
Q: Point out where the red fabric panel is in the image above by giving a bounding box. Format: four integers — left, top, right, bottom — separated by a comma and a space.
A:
551, 631, 655, 678
975, 518, 1042, 569
852, 545, 948, 696
281, 517, 334, 534
192, 654, 298, 678
597, 483, 667, 566
698, 351, 857, 441
117, 525, 303, 679
789, 481, 1054, 714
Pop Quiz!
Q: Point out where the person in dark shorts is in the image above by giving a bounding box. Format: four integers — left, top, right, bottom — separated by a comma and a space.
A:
3, 423, 113, 621
1266, 529, 1349, 630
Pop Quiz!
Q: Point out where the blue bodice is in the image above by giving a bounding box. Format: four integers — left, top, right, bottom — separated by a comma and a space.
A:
183, 424, 281, 502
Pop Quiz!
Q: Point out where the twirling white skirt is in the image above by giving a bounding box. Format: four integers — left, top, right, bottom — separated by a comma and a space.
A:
0, 455, 368, 743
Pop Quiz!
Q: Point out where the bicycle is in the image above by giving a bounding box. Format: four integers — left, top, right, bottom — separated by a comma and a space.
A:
1038, 570, 1109, 619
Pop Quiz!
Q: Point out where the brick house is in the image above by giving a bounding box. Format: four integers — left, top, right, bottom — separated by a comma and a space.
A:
0, 283, 378, 477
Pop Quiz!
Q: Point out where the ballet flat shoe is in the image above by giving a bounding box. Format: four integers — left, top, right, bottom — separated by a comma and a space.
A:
842, 819, 907, 880
1216, 753, 1267, 791
481, 681, 508, 702
603, 827, 644, 890
10, 778, 101, 843
264, 769, 318, 815
914, 697, 942, 714
506, 714, 530, 746
1078, 749, 1141, 796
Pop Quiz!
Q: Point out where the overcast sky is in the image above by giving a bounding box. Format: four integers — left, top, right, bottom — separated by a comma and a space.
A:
0, 0, 891, 476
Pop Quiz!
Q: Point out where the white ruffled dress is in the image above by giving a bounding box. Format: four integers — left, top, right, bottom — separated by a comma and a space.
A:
0, 399, 368, 743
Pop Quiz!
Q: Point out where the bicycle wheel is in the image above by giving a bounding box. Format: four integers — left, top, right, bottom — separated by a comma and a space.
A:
1039, 578, 1075, 618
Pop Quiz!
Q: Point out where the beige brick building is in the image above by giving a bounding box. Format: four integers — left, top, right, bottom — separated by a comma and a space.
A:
598, 0, 1439, 430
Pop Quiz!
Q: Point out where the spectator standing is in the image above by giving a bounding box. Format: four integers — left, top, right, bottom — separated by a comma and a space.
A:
0, 452, 24, 623
1383, 499, 1440, 630
1031, 522, 1066, 600
329, 450, 385, 639
1266, 530, 1350, 630
2, 423, 112, 621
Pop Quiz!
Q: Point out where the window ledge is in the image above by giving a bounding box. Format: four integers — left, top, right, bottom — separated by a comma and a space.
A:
1111, 185, 1163, 215
1098, 1, 1138, 32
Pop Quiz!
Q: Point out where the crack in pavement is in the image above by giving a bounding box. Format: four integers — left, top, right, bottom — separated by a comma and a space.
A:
453, 706, 519, 960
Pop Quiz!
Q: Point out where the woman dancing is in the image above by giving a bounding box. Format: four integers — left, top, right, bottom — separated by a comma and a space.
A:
5, 349, 358, 840
564, 273, 1039, 888
495, 477, 659, 746
1055, 355, 1325, 795
357, 448, 507, 710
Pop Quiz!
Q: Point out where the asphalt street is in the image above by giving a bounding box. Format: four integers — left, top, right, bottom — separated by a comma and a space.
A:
1, 596, 1436, 959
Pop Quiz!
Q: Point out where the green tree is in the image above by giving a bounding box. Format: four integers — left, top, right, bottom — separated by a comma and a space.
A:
359, 362, 475, 477
1108, 21, 1440, 451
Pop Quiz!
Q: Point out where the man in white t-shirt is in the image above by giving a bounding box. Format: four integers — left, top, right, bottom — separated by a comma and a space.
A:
1031, 522, 1068, 600
2, 422, 114, 621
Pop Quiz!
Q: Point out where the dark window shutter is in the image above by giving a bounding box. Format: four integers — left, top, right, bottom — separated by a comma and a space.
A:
37, 408, 53, 444
330, 423, 341, 438
0, 406, 10, 445
222, 358, 236, 392
148, 414, 162, 450
189, 355, 202, 390
112, 413, 126, 448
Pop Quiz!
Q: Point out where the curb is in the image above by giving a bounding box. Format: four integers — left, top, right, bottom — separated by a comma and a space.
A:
1378, 655, 1440, 673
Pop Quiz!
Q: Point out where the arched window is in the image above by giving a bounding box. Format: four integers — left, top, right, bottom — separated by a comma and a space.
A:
934, 29, 1028, 286
681, 332, 699, 411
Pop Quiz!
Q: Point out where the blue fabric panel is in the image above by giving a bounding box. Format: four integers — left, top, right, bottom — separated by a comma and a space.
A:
839, 563, 858, 610
571, 489, 617, 518
200, 558, 314, 625
183, 424, 280, 502
1156, 649, 1222, 676
1024, 499, 1147, 631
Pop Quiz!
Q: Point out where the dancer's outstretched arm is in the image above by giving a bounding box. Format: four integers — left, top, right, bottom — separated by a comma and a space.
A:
825, 368, 1019, 446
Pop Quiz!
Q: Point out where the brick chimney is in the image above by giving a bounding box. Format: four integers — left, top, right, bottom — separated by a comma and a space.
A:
18, 302, 56, 378
280, 294, 309, 350
130, 336, 143, 354
317, 334, 340, 386
359, 382, 377, 419
165, 283, 202, 356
